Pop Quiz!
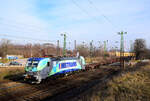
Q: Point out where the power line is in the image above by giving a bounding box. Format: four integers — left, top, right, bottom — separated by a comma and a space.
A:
0, 33, 56, 43
0, 17, 50, 38
0, 27, 44, 35
71, 0, 119, 30
0, 21, 48, 34
0, 18, 55, 43
118, 31, 127, 69
0, 21, 51, 41
87, 0, 118, 29
0, 17, 46, 30
71, 0, 94, 18
71, 0, 102, 23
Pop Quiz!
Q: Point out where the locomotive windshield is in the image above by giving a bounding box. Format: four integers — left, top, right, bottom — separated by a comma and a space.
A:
26, 61, 39, 67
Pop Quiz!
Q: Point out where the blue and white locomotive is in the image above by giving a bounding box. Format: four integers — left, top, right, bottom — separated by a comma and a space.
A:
24, 56, 86, 83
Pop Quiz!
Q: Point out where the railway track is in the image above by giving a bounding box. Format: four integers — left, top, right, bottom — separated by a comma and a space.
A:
21, 68, 118, 101
0, 63, 103, 90
0, 63, 120, 101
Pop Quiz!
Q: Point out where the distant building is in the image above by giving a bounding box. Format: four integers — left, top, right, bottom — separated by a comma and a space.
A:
6, 55, 24, 60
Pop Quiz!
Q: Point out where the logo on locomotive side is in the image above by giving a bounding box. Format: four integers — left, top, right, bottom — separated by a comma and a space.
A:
59, 62, 77, 69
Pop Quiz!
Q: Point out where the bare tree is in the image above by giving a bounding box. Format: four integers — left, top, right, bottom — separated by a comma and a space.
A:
134, 39, 147, 59
77, 44, 89, 57
0, 39, 11, 58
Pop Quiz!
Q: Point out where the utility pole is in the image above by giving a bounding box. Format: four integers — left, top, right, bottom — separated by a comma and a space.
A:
130, 40, 133, 52
30, 44, 33, 57
98, 41, 101, 56
74, 40, 76, 56
104, 40, 108, 58
115, 41, 119, 56
82, 41, 85, 47
61, 33, 67, 57
57, 40, 59, 56
69, 42, 71, 50
118, 31, 127, 69
90, 40, 93, 63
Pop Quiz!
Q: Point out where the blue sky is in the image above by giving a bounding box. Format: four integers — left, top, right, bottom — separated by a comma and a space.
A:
0, 0, 150, 50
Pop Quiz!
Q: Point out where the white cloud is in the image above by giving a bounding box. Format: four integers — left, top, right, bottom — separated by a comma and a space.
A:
0, 0, 149, 48
0, 0, 54, 43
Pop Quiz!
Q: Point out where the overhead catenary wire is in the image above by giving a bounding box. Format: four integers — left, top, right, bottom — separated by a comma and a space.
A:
0, 33, 56, 43
71, 0, 119, 32
71, 0, 105, 26
0, 18, 55, 44
0, 20, 48, 34
71, 0, 94, 18
70, 0, 121, 44
0, 17, 46, 30
0, 27, 48, 37
87, 0, 118, 29
0, 18, 50, 40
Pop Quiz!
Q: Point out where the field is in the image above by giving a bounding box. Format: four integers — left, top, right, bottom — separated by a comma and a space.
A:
0, 67, 24, 82
75, 62, 150, 101
0, 61, 150, 101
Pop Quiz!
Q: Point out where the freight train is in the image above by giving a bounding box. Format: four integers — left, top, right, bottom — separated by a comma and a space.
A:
24, 56, 86, 83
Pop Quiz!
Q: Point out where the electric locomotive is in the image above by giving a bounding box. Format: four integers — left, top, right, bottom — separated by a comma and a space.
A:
24, 56, 85, 83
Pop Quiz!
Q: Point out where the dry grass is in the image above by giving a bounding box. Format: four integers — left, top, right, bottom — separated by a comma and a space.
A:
0, 67, 24, 81
89, 63, 150, 101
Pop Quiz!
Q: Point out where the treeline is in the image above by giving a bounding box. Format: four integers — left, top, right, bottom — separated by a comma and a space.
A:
0, 39, 107, 58
76, 44, 106, 57
77, 38, 150, 60
0, 39, 62, 58
0, 38, 150, 60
